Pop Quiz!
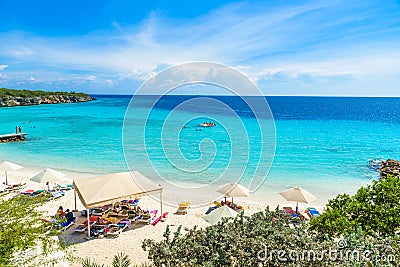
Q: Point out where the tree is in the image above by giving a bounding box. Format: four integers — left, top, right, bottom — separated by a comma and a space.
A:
310, 175, 400, 236
0, 194, 63, 265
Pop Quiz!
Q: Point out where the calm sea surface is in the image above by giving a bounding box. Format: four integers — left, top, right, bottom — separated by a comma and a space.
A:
1, 95, 399, 199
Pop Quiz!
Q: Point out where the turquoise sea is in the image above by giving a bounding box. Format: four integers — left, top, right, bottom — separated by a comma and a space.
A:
1, 95, 399, 202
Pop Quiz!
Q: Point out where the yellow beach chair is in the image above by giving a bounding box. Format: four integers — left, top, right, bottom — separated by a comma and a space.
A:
175, 201, 190, 215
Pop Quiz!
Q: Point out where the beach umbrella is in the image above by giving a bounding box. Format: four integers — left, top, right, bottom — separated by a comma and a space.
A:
29, 168, 66, 184
0, 161, 23, 185
203, 205, 238, 225
279, 186, 316, 213
217, 182, 249, 203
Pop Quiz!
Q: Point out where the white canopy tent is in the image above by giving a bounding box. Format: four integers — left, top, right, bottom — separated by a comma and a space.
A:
73, 171, 163, 236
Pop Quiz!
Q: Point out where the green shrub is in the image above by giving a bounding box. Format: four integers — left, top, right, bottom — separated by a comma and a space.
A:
142, 207, 400, 266
310, 175, 400, 237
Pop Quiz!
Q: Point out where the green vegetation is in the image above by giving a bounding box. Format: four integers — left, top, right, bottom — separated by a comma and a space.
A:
81, 252, 151, 267
0, 194, 64, 266
142, 207, 399, 266
0, 87, 89, 99
139, 175, 400, 266
310, 175, 400, 237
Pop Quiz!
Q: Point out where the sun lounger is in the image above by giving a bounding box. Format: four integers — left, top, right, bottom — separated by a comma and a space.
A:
135, 215, 152, 224
175, 202, 190, 215
96, 217, 114, 225
105, 221, 129, 238
283, 207, 306, 220
6, 183, 26, 191
91, 205, 112, 216
213, 201, 222, 207
129, 199, 139, 207
118, 219, 131, 228
80, 205, 112, 217
55, 183, 73, 191
42, 212, 76, 231
120, 199, 139, 208
28, 189, 47, 198
151, 212, 169, 226
74, 224, 88, 233
51, 190, 65, 199
74, 216, 99, 233
20, 189, 35, 195
127, 209, 141, 220
205, 206, 218, 215
135, 210, 157, 224
56, 217, 76, 231
90, 224, 107, 237
108, 207, 130, 218
306, 207, 320, 218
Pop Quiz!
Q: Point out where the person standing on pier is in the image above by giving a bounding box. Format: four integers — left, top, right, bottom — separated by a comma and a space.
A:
18, 126, 22, 133
15, 126, 18, 134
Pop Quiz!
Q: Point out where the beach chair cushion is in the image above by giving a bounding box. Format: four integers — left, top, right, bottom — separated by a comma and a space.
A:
51, 191, 65, 199
307, 207, 321, 218
60, 218, 76, 230
175, 202, 190, 215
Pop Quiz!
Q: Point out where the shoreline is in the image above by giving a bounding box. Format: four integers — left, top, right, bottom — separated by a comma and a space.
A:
1, 157, 374, 266
1, 156, 369, 210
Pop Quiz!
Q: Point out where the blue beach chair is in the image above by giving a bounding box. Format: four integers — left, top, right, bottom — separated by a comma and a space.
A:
307, 207, 320, 218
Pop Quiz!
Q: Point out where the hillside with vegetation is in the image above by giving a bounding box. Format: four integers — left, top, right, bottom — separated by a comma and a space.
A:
0, 88, 95, 107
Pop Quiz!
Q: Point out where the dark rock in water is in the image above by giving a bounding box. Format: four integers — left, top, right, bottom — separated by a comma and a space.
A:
380, 159, 400, 179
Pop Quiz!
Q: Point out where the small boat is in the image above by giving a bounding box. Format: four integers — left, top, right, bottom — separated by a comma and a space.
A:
198, 122, 216, 127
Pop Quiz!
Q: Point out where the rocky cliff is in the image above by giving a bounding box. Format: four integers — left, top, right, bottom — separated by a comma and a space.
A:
0, 94, 95, 107
380, 159, 400, 179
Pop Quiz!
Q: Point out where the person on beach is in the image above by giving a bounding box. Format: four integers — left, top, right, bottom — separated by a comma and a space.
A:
65, 209, 75, 222
56, 206, 65, 219
113, 203, 121, 213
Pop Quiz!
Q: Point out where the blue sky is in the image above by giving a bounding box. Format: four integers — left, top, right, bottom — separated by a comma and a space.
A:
0, 0, 399, 96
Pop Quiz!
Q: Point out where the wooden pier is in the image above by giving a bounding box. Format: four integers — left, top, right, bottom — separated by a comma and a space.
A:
0, 133, 27, 142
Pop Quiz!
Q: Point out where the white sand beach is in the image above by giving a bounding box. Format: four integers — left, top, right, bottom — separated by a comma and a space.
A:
3, 165, 329, 266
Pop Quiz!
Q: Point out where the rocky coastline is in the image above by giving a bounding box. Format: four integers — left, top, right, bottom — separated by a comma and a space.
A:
380, 159, 400, 179
0, 94, 95, 107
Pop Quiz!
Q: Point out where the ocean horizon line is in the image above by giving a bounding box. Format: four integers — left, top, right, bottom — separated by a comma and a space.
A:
89, 93, 400, 98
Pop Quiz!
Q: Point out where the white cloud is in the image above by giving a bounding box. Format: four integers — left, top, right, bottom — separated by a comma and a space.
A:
0, 0, 399, 95
105, 79, 114, 86
0, 64, 8, 71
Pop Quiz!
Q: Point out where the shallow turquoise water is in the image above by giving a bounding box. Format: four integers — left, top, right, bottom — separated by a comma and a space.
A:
0, 95, 398, 199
